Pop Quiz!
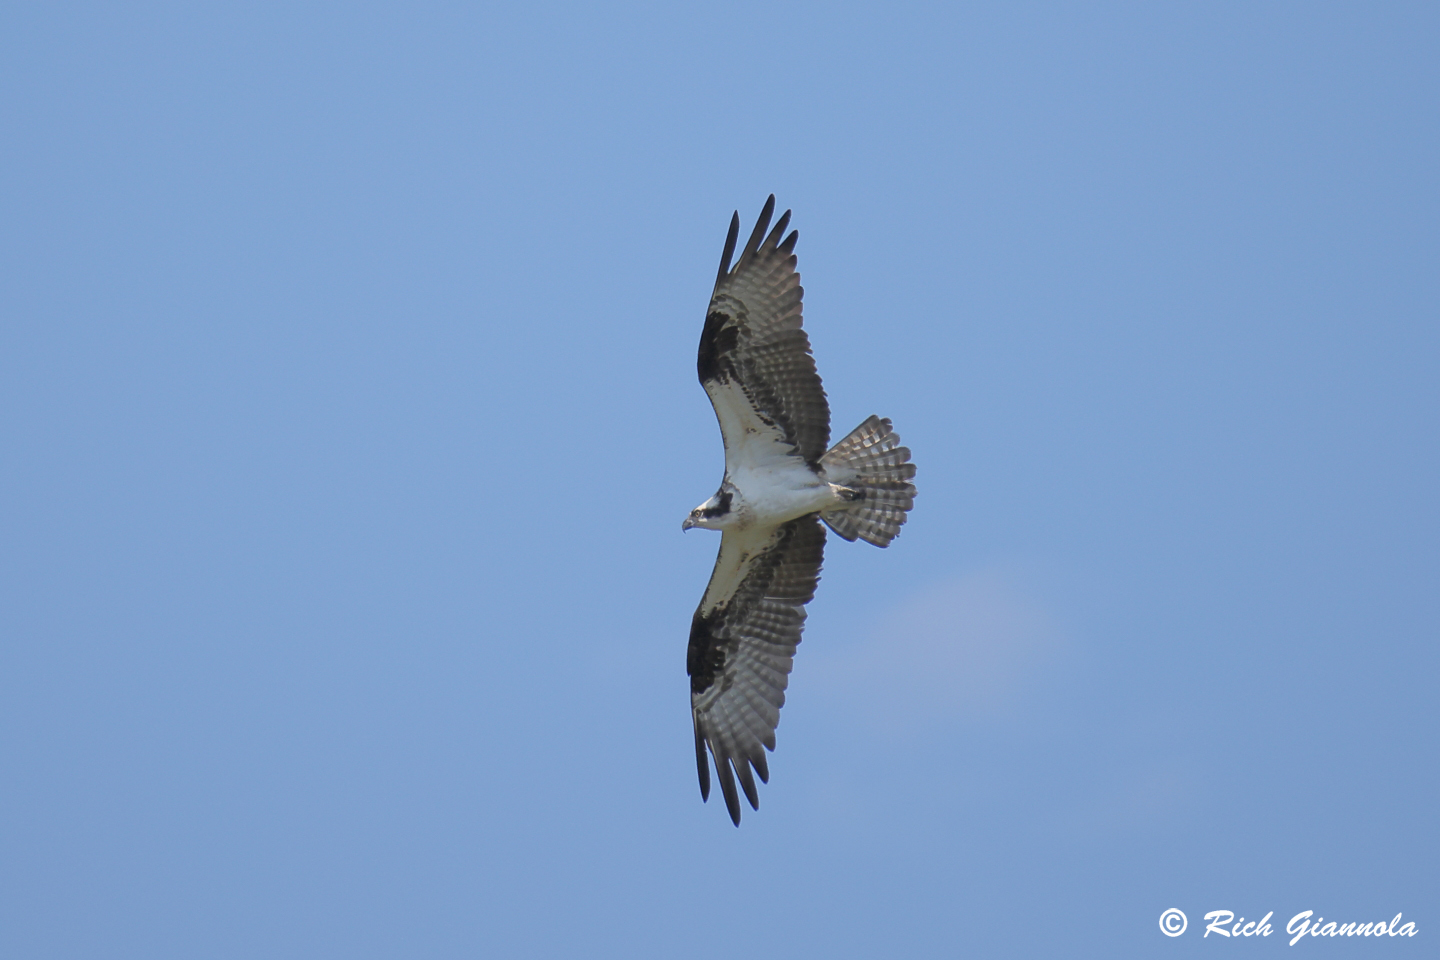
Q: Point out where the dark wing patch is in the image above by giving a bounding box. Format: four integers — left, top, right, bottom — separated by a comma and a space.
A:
688, 515, 826, 825
698, 196, 830, 465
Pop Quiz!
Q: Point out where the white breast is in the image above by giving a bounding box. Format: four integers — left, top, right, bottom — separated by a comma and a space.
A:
704, 380, 839, 526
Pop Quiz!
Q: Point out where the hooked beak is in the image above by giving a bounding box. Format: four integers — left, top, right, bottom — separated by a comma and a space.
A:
681, 517, 697, 532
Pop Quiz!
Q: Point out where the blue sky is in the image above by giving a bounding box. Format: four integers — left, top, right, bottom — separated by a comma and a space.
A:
2, 3, 1436, 957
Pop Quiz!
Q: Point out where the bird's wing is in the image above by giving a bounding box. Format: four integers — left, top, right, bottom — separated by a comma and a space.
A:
688, 514, 826, 825
697, 196, 831, 468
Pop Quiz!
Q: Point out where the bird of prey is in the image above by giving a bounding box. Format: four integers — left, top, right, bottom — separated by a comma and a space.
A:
682, 196, 917, 825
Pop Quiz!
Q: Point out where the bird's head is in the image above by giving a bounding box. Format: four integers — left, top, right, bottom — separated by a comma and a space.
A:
682, 489, 734, 532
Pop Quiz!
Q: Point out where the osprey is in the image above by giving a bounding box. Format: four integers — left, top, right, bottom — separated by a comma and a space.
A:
683, 196, 917, 825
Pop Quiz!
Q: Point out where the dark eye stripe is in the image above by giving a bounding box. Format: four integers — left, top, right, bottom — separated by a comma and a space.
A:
701, 490, 733, 518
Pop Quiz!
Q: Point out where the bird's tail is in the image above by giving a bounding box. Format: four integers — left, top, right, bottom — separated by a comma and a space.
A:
819, 415, 917, 547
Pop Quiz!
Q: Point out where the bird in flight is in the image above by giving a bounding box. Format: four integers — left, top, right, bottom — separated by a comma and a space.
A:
683, 196, 917, 825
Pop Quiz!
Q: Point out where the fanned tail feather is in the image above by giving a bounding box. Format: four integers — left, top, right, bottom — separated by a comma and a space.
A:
819, 416, 917, 547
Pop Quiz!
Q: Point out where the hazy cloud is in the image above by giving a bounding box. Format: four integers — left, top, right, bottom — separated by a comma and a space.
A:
815, 567, 1068, 734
